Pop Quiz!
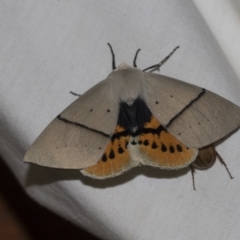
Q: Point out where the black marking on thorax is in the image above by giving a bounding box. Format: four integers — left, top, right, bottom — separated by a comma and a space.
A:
118, 97, 152, 135
118, 98, 149, 134
116, 97, 166, 137
166, 88, 206, 127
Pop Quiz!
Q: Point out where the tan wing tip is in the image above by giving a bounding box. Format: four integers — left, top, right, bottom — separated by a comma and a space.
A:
23, 148, 94, 170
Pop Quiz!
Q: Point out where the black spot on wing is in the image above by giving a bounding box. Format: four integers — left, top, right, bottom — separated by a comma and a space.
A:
161, 144, 167, 152
118, 146, 124, 154
109, 150, 115, 159
152, 142, 158, 149
176, 144, 183, 152
143, 140, 149, 146
169, 146, 175, 153
131, 140, 137, 145
102, 154, 107, 162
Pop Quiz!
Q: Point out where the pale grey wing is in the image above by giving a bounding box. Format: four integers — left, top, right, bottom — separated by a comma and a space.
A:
143, 72, 240, 148
24, 78, 119, 169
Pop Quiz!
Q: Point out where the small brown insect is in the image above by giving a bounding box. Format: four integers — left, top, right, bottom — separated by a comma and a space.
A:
190, 145, 234, 190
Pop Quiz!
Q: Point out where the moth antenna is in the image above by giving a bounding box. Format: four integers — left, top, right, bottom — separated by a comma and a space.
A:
133, 48, 141, 68
215, 150, 234, 179
107, 43, 116, 70
190, 164, 196, 190
70, 91, 81, 97
143, 46, 180, 72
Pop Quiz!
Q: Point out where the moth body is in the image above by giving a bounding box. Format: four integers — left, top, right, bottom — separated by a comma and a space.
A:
24, 49, 240, 180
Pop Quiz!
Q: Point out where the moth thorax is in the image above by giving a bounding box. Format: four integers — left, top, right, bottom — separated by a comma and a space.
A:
109, 67, 144, 102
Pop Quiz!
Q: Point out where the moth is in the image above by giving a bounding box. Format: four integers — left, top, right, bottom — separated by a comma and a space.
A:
24, 44, 240, 189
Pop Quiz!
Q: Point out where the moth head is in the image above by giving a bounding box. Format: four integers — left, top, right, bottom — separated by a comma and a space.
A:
116, 62, 133, 70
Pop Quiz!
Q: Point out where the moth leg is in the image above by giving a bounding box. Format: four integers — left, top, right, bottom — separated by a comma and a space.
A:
190, 164, 196, 190
143, 46, 180, 72
215, 151, 234, 179
70, 91, 81, 97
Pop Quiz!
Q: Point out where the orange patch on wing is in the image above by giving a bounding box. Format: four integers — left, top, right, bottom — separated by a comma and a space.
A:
139, 116, 197, 168
82, 125, 131, 178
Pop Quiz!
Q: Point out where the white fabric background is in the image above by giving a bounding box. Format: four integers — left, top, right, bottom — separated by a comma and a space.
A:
1, 1, 240, 239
